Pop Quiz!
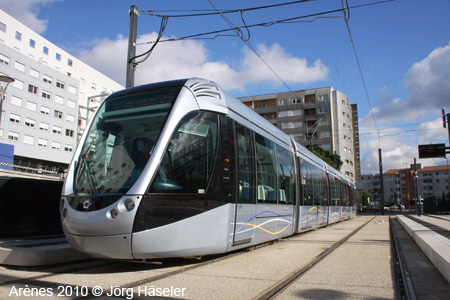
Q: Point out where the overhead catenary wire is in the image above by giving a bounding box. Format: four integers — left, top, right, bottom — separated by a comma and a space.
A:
340, 0, 381, 147
140, 0, 316, 18
137, 0, 394, 46
128, 16, 169, 67
133, 0, 396, 111
206, 0, 299, 99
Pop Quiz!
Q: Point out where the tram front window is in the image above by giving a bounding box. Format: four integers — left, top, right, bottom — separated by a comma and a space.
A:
150, 111, 219, 193
74, 88, 180, 196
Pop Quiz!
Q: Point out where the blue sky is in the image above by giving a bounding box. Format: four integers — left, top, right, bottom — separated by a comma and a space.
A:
1, 0, 450, 174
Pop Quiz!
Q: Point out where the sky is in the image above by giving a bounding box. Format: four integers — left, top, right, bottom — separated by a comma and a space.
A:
1, 0, 450, 174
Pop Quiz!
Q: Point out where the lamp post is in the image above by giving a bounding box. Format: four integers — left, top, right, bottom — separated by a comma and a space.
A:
0, 75, 15, 126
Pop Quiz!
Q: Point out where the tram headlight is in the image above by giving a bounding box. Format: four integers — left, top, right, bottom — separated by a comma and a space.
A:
124, 199, 135, 211
110, 209, 118, 219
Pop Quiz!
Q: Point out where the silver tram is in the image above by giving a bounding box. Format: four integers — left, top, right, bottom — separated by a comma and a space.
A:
60, 78, 356, 260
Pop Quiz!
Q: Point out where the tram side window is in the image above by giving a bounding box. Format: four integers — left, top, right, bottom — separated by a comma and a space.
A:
255, 133, 277, 203
276, 145, 295, 204
349, 186, 355, 206
330, 176, 340, 206
150, 111, 219, 193
236, 123, 254, 203
300, 158, 314, 206
341, 182, 349, 206
315, 168, 328, 206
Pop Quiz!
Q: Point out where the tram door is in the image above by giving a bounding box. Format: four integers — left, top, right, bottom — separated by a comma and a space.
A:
232, 123, 255, 245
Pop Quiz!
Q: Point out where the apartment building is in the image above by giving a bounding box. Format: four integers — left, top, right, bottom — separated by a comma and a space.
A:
238, 87, 360, 183
361, 164, 449, 208
0, 9, 124, 174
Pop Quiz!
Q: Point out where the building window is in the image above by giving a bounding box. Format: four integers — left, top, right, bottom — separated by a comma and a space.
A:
14, 61, 25, 73
65, 129, 74, 137
64, 86, 76, 96
278, 99, 289, 105
24, 135, 34, 145
279, 110, 302, 118
28, 84, 38, 94
55, 95, 64, 105
318, 107, 329, 114
25, 118, 35, 128
67, 99, 76, 108
8, 131, 19, 142
9, 113, 21, 124
15, 31, 22, 41
54, 110, 63, 119
40, 106, 50, 115
38, 138, 48, 148
29, 39, 36, 48
0, 22, 6, 32
318, 95, 329, 102
56, 53, 61, 61
64, 145, 74, 152
51, 141, 61, 151
281, 122, 302, 129
68, 59, 73, 67
42, 91, 51, 100
39, 122, 49, 132
56, 81, 65, 90
0, 53, 10, 66
53, 126, 62, 135
43, 74, 53, 84
43, 46, 49, 55
13, 79, 24, 90
11, 96, 22, 107
26, 101, 37, 111
30, 68, 40, 79
66, 114, 75, 123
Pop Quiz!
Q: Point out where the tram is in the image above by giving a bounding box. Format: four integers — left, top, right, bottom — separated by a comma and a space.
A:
60, 78, 356, 259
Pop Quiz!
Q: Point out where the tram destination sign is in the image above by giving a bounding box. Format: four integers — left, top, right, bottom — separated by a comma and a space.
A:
418, 143, 447, 159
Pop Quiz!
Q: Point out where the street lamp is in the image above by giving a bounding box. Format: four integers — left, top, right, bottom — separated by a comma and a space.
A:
0, 75, 15, 126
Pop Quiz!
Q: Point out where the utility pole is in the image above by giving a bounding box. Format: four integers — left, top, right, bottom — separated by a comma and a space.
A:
414, 157, 423, 216
126, 5, 139, 88
442, 108, 450, 147
379, 148, 385, 215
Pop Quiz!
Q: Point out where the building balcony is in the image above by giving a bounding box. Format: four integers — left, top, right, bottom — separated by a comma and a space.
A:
253, 106, 277, 114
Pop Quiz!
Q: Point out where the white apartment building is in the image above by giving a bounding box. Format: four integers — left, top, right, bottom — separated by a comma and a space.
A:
0, 9, 124, 174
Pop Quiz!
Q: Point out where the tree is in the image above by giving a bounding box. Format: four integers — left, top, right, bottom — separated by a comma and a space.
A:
306, 146, 343, 171
361, 191, 371, 207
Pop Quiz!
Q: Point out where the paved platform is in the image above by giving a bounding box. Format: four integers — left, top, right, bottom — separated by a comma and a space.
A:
0, 235, 88, 266
397, 214, 450, 285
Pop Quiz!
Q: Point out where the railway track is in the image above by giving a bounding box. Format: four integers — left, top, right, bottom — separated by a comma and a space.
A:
251, 216, 375, 300
1, 216, 391, 299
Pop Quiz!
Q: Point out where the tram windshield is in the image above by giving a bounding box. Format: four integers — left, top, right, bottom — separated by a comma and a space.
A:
74, 87, 181, 195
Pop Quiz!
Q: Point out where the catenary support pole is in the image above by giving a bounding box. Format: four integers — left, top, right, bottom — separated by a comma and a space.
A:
379, 148, 385, 215
126, 5, 139, 88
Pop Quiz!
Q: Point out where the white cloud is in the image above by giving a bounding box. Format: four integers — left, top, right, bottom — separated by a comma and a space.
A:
359, 42, 450, 174
77, 33, 329, 91
404, 42, 450, 109
360, 42, 450, 131
0, 0, 59, 34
